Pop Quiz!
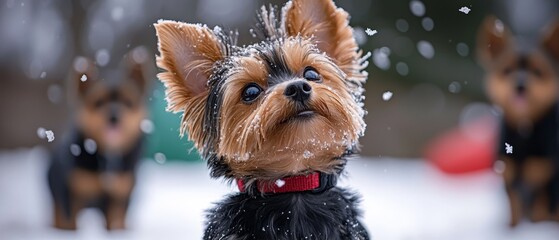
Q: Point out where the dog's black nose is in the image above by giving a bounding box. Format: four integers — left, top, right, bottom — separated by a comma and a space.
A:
109, 104, 119, 125
516, 71, 527, 95
109, 115, 119, 125
516, 82, 526, 94
284, 81, 312, 102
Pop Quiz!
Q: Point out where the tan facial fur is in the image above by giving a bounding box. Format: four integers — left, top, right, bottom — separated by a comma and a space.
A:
218, 39, 365, 178
73, 47, 151, 154
484, 52, 559, 126
155, 0, 367, 179
478, 16, 559, 127
77, 84, 146, 154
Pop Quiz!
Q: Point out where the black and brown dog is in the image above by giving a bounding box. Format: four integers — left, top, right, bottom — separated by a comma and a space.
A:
477, 16, 559, 226
155, 0, 370, 239
48, 46, 153, 230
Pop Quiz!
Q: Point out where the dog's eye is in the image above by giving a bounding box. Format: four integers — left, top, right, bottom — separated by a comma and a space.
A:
503, 67, 513, 75
532, 68, 543, 78
94, 99, 105, 109
303, 67, 321, 82
242, 83, 262, 103
123, 99, 134, 109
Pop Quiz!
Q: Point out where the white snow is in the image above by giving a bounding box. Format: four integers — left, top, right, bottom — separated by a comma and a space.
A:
456, 42, 470, 57
80, 74, 87, 82
448, 81, 462, 93
396, 62, 409, 76
422, 17, 434, 31
111, 7, 124, 21
45, 130, 55, 142
365, 28, 377, 36
47, 84, 62, 103
303, 150, 313, 159
372, 47, 391, 70
1, 148, 558, 240
73, 57, 89, 72
409, 1, 426, 17
396, 19, 409, 32
140, 119, 154, 134
275, 179, 285, 188
70, 144, 81, 157
417, 40, 435, 59
494, 19, 505, 34
84, 138, 97, 154
459, 6, 471, 14
154, 152, 166, 164
493, 160, 506, 174
95, 49, 110, 67
353, 27, 367, 46
505, 143, 513, 154
36, 128, 46, 139
382, 91, 393, 101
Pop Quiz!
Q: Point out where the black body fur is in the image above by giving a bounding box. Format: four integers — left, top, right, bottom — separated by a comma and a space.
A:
499, 103, 559, 214
47, 129, 144, 219
204, 187, 368, 240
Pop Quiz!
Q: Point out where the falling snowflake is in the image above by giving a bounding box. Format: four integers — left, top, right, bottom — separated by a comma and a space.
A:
84, 138, 97, 154
417, 40, 435, 59
140, 119, 154, 134
493, 160, 506, 174
80, 74, 87, 82
504, 143, 513, 154
409, 1, 426, 17
154, 152, 167, 164
459, 6, 471, 14
70, 144, 81, 157
365, 28, 377, 36
45, 130, 55, 142
372, 47, 391, 70
37, 127, 46, 139
382, 91, 393, 101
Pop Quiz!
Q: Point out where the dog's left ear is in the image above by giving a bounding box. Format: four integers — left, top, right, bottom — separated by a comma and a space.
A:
543, 18, 559, 61
283, 0, 364, 81
125, 46, 154, 95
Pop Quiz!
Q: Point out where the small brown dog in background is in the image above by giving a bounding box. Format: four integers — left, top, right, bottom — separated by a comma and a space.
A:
48, 46, 153, 230
477, 16, 559, 226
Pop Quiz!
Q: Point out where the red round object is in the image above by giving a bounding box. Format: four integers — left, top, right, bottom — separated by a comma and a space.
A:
425, 117, 497, 174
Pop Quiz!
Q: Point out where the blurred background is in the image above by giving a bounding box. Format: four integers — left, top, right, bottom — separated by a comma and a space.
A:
1, 0, 559, 239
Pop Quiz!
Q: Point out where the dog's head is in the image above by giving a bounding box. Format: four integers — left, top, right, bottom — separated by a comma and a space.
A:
155, 0, 368, 180
73, 46, 153, 154
477, 16, 559, 127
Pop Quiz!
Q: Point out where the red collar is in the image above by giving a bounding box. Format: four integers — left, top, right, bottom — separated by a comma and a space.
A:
236, 172, 336, 194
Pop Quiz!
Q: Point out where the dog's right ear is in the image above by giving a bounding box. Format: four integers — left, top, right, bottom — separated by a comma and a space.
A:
155, 20, 225, 141
543, 18, 559, 61
154, 21, 224, 113
125, 46, 155, 96
476, 16, 512, 67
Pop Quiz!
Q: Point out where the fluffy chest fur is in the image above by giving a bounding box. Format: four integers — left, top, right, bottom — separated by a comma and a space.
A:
204, 188, 368, 240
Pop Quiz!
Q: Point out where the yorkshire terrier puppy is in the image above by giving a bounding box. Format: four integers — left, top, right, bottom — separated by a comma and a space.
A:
477, 16, 559, 226
48, 46, 153, 230
155, 0, 369, 238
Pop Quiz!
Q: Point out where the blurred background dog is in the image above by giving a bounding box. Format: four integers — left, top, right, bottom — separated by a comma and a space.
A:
477, 16, 559, 226
48, 46, 154, 230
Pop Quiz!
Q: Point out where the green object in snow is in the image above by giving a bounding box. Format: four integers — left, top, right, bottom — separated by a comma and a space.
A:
144, 81, 201, 162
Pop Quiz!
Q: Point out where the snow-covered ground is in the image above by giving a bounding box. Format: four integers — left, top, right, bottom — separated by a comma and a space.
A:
1, 147, 558, 240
